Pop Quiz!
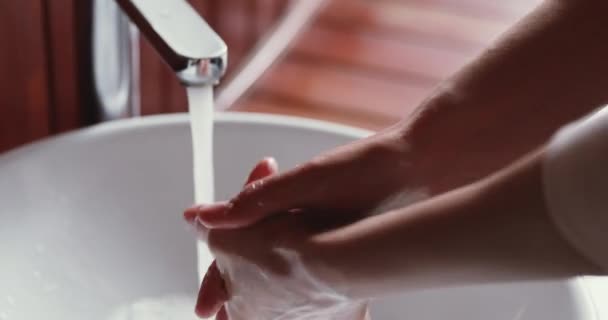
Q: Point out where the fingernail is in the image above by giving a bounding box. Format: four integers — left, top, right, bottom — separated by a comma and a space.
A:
195, 306, 210, 318
184, 202, 230, 225
194, 306, 206, 318
263, 156, 278, 172
183, 206, 200, 223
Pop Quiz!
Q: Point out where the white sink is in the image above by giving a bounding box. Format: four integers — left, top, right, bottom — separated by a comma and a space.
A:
0, 112, 605, 319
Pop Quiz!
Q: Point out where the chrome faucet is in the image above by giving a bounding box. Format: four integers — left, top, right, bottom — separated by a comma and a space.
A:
92, 0, 227, 120
116, 0, 227, 86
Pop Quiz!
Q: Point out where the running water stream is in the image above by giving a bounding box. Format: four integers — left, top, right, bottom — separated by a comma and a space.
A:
186, 86, 216, 280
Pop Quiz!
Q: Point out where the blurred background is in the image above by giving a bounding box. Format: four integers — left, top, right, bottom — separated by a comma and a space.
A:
0, 0, 540, 153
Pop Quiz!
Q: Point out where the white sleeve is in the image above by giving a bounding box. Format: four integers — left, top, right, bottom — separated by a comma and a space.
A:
543, 106, 608, 270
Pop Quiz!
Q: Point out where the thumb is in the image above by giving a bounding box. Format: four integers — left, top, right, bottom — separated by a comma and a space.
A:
195, 260, 227, 318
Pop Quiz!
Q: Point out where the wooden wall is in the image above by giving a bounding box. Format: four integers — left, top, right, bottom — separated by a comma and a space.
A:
0, 1, 52, 151
0, 0, 287, 153
233, 0, 540, 130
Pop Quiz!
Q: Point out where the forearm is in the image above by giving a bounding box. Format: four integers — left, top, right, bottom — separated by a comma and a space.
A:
314, 149, 601, 298
401, 0, 608, 194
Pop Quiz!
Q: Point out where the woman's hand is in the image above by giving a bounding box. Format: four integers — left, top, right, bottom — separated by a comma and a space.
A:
189, 128, 430, 230
187, 151, 601, 319
186, 158, 370, 320
300, 149, 602, 297
183, 0, 608, 234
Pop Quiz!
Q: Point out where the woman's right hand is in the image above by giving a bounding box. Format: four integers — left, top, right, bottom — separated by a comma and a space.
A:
187, 158, 371, 320
185, 125, 429, 319
191, 127, 430, 230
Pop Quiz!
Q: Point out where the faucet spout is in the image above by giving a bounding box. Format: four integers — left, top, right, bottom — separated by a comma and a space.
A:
116, 0, 227, 86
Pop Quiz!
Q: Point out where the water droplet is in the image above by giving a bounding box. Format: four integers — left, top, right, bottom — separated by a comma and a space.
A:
33, 270, 42, 278
250, 180, 265, 191
0, 311, 8, 320
6, 295, 15, 306
256, 201, 265, 207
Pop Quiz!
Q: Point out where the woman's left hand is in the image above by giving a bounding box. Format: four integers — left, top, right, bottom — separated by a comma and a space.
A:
185, 158, 369, 320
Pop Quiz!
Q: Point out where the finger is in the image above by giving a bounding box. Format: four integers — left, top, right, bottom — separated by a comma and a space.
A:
206, 214, 304, 276
192, 157, 286, 228
198, 162, 330, 229
216, 305, 229, 320
244, 157, 279, 186
184, 202, 229, 224
185, 158, 279, 226
195, 261, 228, 318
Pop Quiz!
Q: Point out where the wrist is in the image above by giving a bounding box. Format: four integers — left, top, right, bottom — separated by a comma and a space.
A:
395, 88, 484, 194
397, 83, 550, 195
475, 149, 603, 275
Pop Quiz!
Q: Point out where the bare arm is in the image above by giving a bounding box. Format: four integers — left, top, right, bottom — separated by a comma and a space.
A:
312, 148, 603, 299
403, 0, 608, 194
195, 0, 608, 230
